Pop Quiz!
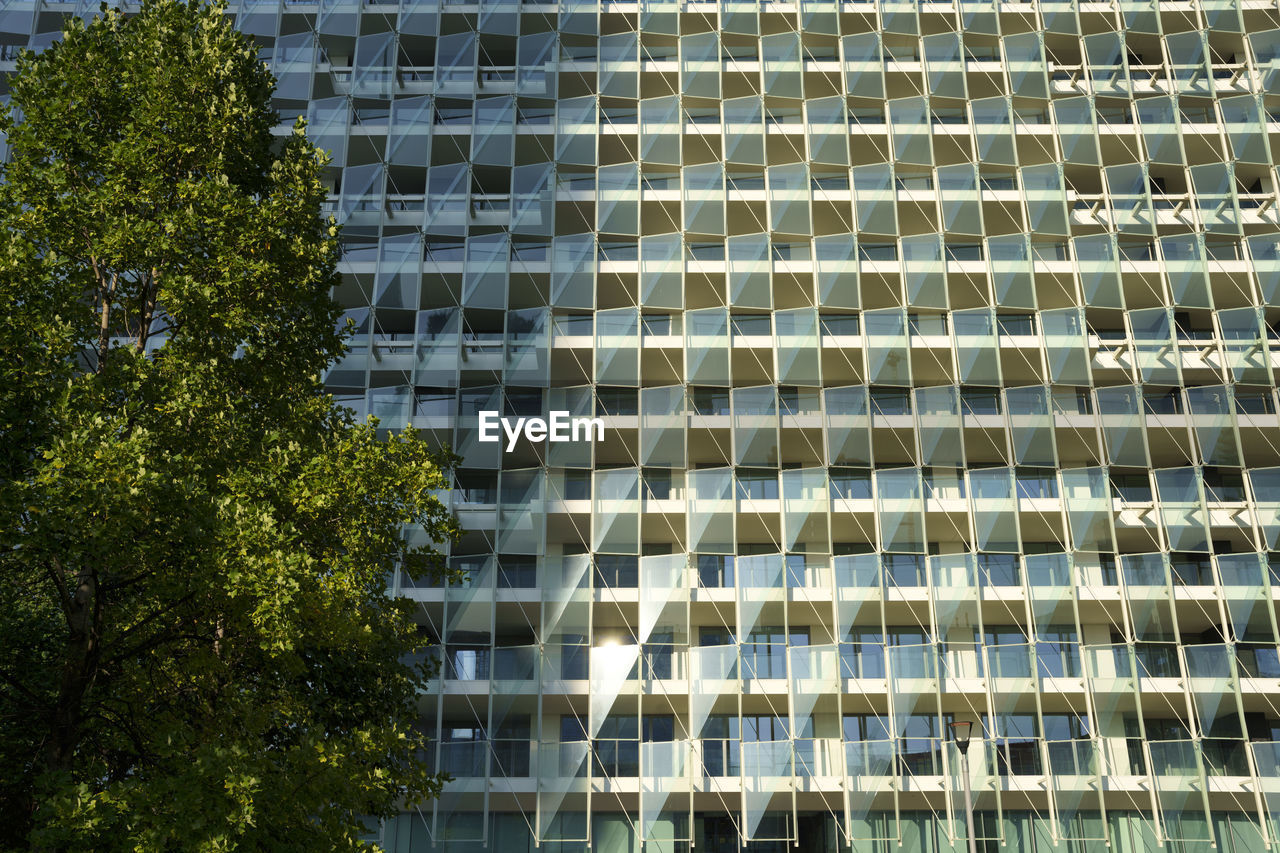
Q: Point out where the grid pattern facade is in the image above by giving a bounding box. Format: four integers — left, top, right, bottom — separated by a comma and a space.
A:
10, 0, 1280, 850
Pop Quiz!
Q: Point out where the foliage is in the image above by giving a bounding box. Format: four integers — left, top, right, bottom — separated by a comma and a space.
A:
0, 1, 457, 849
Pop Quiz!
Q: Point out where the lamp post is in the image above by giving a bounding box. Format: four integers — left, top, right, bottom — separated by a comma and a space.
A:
948, 720, 978, 853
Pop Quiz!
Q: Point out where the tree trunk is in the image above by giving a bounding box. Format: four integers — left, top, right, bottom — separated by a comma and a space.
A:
46, 568, 100, 774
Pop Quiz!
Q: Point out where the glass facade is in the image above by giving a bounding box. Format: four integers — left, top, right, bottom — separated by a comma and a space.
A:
13, 0, 1280, 849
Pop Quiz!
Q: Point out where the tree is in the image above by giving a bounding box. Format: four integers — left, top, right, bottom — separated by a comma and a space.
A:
0, 1, 458, 848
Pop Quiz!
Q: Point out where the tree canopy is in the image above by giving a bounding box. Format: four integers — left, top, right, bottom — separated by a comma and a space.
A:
0, 1, 457, 849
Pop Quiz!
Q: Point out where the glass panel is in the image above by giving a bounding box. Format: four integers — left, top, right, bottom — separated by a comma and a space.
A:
1190, 162, 1241, 236
1095, 386, 1148, 467
1129, 307, 1180, 386
556, 95, 597, 165
761, 32, 801, 96
1021, 163, 1069, 237
640, 232, 684, 310
416, 308, 460, 387
953, 309, 999, 385
511, 162, 554, 236
1218, 306, 1272, 386
724, 95, 765, 166
1053, 95, 1100, 166
597, 162, 639, 235
864, 309, 911, 386
938, 163, 981, 237
1003, 32, 1048, 98
924, 33, 965, 99
1005, 385, 1056, 467
680, 32, 720, 99
1104, 162, 1155, 236
339, 163, 385, 224
685, 308, 731, 386
435, 31, 477, 94
842, 32, 884, 99
424, 162, 469, 237
824, 386, 871, 466
499, 468, 545, 554
1220, 94, 1269, 165
375, 232, 421, 310
901, 234, 946, 309
774, 308, 820, 386
854, 164, 896, 235
595, 307, 640, 386
971, 96, 1016, 166
639, 95, 681, 165
517, 31, 557, 97
594, 468, 640, 554
815, 233, 858, 308
352, 31, 396, 98
915, 386, 963, 467
388, 95, 432, 166
472, 95, 515, 166
1040, 307, 1091, 386
727, 233, 772, 309
683, 162, 725, 235
876, 468, 925, 553
551, 233, 595, 309
463, 232, 508, 310
1154, 467, 1210, 552
806, 95, 849, 166
1134, 95, 1182, 166
687, 468, 734, 554
782, 468, 828, 553
988, 233, 1035, 308
641, 386, 685, 468
767, 162, 810, 236
1061, 468, 1114, 552
1072, 233, 1123, 309
599, 31, 638, 98
970, 468, 1018, 552
888, 96, 932, 166
733, 386, 779, 467
1165, 30, 1211, 96
505, 308, 550, 386
1185, 385, 1240, 467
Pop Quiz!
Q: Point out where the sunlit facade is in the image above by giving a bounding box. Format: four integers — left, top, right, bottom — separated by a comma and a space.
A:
10, 0, 1280, 849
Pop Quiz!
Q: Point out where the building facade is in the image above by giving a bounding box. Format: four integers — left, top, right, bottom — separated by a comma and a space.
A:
9, 0, 1280, 849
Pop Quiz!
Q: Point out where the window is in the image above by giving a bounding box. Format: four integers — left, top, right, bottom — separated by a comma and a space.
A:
697, 554, 734, 588
830, 468, 873, 500
961, 388, 1001, 415
997, 313, 1036, 336
691, 386, 730, 416
883, 553, 925, 587
991, 713, 1040, 776
980, 627, 1032, 678
596, 387, 638, 416
841, 630, 885, 678
820, 314, 860, 336
561, 470, 591, 501
870, 387, 911, 415
1036, 628, 1081, 678
498, 556, 537, 589
594, 555, 638, 588
740, 626, 807, 679
1015, 468, 1059, 499
977, 553, 1020, 587
643, 468, 673, 500
736, 469, 779, 500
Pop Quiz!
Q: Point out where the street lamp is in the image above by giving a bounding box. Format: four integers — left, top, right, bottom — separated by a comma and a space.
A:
948, 721, 978, 853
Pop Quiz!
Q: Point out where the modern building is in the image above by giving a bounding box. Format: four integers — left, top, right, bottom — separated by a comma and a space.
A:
10, 0, 1280, 849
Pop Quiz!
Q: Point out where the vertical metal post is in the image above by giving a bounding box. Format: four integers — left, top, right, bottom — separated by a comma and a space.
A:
959, 749, 977, 853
